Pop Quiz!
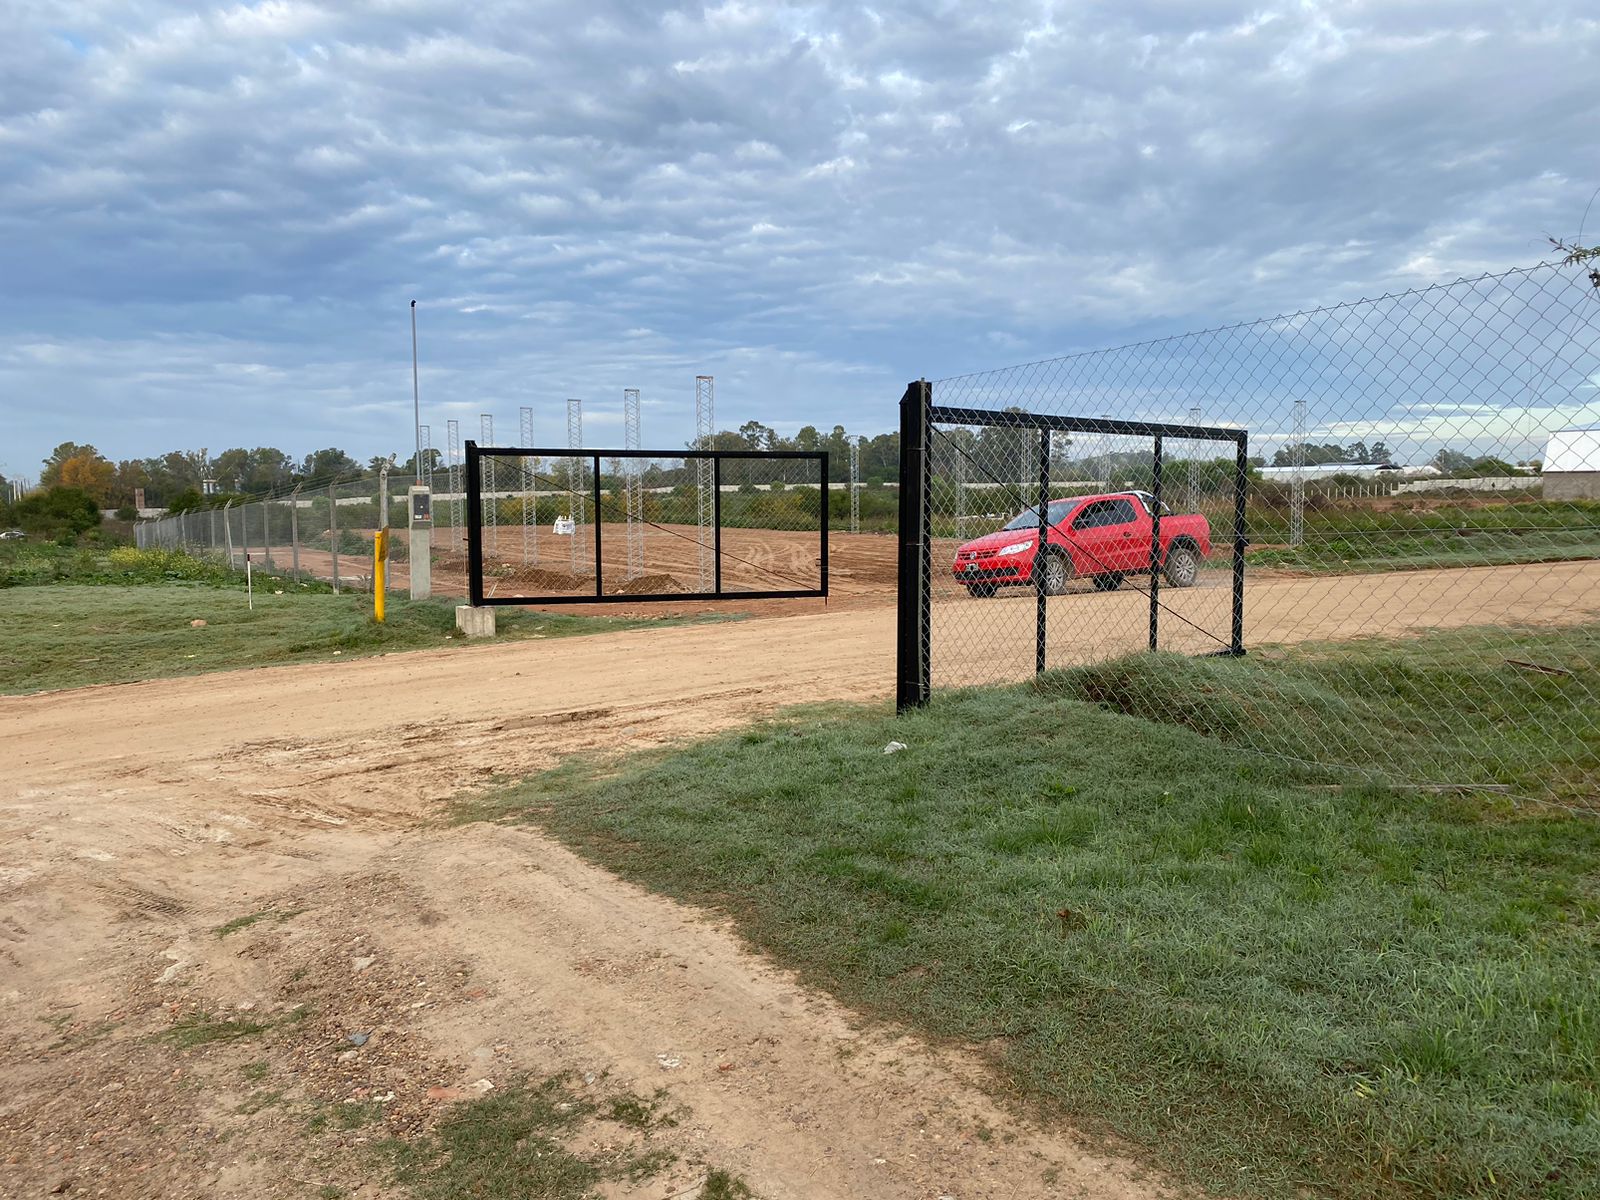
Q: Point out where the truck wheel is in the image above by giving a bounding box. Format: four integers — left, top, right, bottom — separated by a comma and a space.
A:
1037, 551, 1070, 596
1092, 573, 1124, 592
966, 582, 997, 599
1163, 545, 1199, 587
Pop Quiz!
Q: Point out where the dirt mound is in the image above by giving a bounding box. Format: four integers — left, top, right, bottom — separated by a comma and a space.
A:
610, 572, 687, 595
486, 562, 593, 591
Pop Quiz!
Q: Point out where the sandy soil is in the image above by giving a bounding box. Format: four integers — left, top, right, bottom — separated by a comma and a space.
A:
4, 558, 1598, 1198
263, 525, 899, 619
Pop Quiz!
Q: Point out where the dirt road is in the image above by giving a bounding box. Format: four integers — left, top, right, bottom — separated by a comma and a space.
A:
4, 558, 1598, 1198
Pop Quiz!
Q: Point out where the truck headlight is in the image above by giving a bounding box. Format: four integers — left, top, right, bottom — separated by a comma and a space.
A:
997, 539, 1035, 556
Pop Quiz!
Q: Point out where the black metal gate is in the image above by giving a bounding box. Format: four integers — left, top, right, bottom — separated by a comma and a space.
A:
896, 381, 1249, 711
466, 442, 829, 606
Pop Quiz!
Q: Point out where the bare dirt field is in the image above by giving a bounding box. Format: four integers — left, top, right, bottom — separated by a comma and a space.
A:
4, 558, 1599, 1198
269, 525, 898, 619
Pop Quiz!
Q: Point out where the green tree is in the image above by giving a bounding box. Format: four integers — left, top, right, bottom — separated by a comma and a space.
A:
298, 448, 360, 484
15, 487, 102, 539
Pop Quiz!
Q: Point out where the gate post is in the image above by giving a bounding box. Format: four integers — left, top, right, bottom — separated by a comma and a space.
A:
1036, 428, 1050, 675
1231, 434, 1248, 655
1148, 435, 1163, 652
896, 380, 931, 712
465, 441, 485, 607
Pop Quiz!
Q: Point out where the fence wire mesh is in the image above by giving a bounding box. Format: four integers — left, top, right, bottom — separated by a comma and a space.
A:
467, 446, 827, 603
136, 470, 471, 600
907, 262, 1600, 808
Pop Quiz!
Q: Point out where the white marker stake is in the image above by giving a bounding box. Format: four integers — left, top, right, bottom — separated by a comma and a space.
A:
246, 552, 253, 610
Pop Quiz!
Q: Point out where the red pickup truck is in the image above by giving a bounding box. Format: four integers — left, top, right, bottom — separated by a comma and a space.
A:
952, 491, 1210, 598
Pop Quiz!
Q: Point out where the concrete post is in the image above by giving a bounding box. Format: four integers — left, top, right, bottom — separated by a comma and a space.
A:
408, 485, 432, 600
455, 604, 495, 638
328, 482, 341, 594
290, 485, 301, 580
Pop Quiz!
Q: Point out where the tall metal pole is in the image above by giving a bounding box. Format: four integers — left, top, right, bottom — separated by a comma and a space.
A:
411, 301, 423, 483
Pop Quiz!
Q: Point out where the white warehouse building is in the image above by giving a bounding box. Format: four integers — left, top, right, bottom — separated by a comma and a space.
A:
1542, 426, 1600, 500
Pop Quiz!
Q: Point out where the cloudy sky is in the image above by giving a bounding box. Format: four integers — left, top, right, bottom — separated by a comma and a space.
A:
3, 0, 1599, 480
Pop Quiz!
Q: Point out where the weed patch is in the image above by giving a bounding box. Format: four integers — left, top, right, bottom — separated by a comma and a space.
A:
380, 1074, 675, 1199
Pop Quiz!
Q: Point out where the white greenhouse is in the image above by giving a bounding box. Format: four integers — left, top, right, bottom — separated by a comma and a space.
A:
1542, 426, 1600, 500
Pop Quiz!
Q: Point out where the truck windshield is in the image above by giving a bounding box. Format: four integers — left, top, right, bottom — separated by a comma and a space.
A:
1002, 501, 1073, 531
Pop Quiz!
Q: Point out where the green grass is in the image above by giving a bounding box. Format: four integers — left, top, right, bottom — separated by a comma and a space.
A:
1046, 625, 1600, 806
215, 910, 274, 938
158, 1005, 311, 1049
159, 1011, 273, 1048
380, 1075, 675, 1199
462, 629, 1600, 1200
0, 584, 695, 693
702, 1169, 757, 1199
1243, 499, 1600, 574
0, 541, 329, 590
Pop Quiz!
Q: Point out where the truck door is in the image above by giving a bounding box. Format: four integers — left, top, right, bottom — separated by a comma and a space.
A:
1098, 497, 1146, 571
1068, 499, 1121, 574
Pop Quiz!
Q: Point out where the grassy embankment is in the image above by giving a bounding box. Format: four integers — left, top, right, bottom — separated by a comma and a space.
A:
1245, 498, 1600, 573
465, 625, 1600, 1200
0, 544, 697, 693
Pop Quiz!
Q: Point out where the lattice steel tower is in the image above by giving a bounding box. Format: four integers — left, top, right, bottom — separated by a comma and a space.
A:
849, 436, 860, 534
624, 388, 643, 579
695, 375, 715, 591
566, 399, 583, 575
446, 419, 462, 552
519, 406, 536, 564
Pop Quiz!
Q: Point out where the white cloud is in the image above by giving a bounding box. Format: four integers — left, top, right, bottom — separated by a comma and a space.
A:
2, 0, 1598, 472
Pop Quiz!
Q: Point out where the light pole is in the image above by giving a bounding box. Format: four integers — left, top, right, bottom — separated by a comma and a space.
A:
407, 300, 433, 598
411, 300, 423, 483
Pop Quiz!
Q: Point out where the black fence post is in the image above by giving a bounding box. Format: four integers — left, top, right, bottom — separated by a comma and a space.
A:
1232, 434, 1248, 655
591, 454, 603, 598
712, 455, 723, 596
1036, 428, 1050, 675
897, 380, 931, 712
1148, 434, 1163, 652
465, 441, 484, 606
817, 452, 830, 597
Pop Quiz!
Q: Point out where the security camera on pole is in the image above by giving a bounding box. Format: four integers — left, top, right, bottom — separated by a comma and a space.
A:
407, 299, 433, 598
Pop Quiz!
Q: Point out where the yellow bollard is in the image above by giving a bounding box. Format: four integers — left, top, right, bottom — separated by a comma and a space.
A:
373, 529, 387, 622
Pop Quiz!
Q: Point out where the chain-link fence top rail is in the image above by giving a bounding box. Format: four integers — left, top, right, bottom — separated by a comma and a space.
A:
903, 262, 1600, 807
135, 469, 472, 598
465, 443, 828, 605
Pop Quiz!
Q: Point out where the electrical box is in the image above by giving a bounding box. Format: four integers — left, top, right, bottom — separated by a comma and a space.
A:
408, 486, 432, 526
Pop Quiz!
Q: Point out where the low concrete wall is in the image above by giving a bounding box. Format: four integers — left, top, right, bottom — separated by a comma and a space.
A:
1544, 472, 1600, 501
1396, 476, 1540, 495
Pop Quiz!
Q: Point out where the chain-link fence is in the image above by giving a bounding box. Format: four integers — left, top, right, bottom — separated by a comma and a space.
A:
134, 469, 472, 599
898, 262, 1600, 806
466, 445, 828, 604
